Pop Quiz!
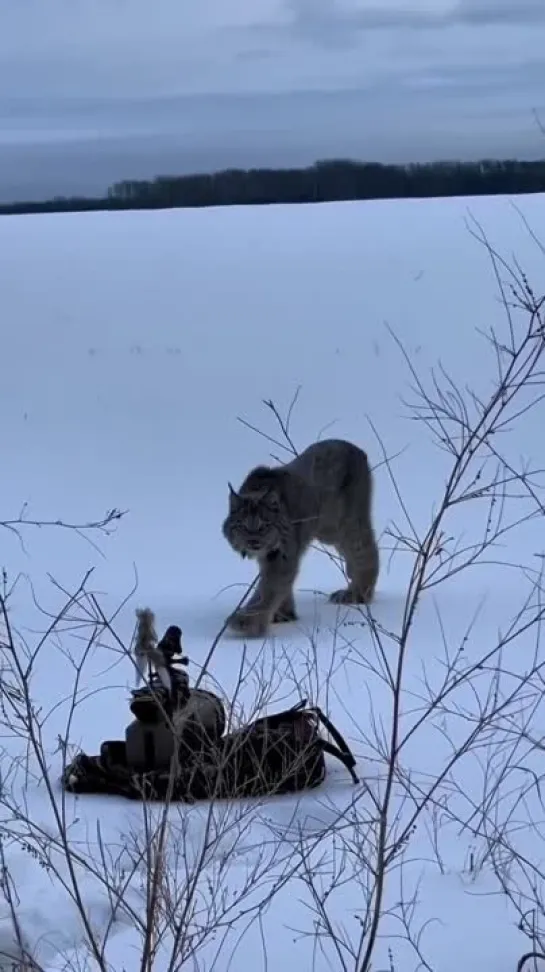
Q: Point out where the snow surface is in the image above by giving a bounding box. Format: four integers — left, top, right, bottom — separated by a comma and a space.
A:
1, 192, 545, 971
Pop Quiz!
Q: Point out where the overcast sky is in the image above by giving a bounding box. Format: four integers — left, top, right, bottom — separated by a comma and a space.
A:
1, 0, 545, 201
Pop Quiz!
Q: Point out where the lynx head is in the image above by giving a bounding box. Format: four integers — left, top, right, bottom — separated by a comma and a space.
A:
222, 472, 289, 559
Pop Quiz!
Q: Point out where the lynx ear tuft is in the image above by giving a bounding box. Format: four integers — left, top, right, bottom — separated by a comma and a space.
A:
228, 482, 241, 512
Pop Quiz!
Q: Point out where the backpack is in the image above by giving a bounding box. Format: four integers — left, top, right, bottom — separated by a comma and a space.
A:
62, 700, 359, 802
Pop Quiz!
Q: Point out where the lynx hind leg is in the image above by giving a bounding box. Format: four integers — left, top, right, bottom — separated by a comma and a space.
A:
330, 529, 379, 605
272, 590, 298, 624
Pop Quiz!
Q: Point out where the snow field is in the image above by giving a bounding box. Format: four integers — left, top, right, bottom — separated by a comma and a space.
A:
1, 192, 545, 970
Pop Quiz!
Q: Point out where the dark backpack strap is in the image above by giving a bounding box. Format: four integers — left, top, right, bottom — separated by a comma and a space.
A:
318, 739, 359, 783
312, 707, 359, 782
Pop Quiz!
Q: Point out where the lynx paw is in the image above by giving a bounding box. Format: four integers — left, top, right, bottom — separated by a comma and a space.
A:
272, 607, 298, 624
329, 587, 372, 606
227, 608, 270, 639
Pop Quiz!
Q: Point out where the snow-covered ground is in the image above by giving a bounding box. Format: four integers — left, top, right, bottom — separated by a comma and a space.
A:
1, 192, 545, 971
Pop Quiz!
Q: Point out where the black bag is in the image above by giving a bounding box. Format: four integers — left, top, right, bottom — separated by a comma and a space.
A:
204, 699, 359, 799
62, 700, 359, 802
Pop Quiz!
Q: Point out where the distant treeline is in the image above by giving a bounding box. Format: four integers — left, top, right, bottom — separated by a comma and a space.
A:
2, 157, 545, 216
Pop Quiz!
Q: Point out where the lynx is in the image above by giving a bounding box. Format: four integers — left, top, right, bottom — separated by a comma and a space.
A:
222, 438, 379, 638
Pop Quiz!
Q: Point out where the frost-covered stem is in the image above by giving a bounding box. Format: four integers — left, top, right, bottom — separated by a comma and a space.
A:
242, 221, 545, 972
358, 231, 545, 970
1, 505, 125, 557
0, 581, 111, 972
0, 836, 40, 971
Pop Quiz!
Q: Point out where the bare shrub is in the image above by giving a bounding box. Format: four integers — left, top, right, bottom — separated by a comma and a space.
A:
235, 214, 545, 971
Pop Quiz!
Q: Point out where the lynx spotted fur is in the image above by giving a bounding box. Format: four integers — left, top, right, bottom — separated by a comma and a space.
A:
222, 438, 379, 638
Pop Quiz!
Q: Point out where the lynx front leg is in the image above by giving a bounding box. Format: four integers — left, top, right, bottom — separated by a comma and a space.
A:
330, 529, 379, 605
227, 552, 299, 638
272, 590, 298, 624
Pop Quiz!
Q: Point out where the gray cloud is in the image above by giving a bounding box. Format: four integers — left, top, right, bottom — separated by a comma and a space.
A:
280, 0, 545, 48
1, 0, 543, 94
273, 0, 443, 48
0, 0, 544, 201
454, 0, 545, 25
